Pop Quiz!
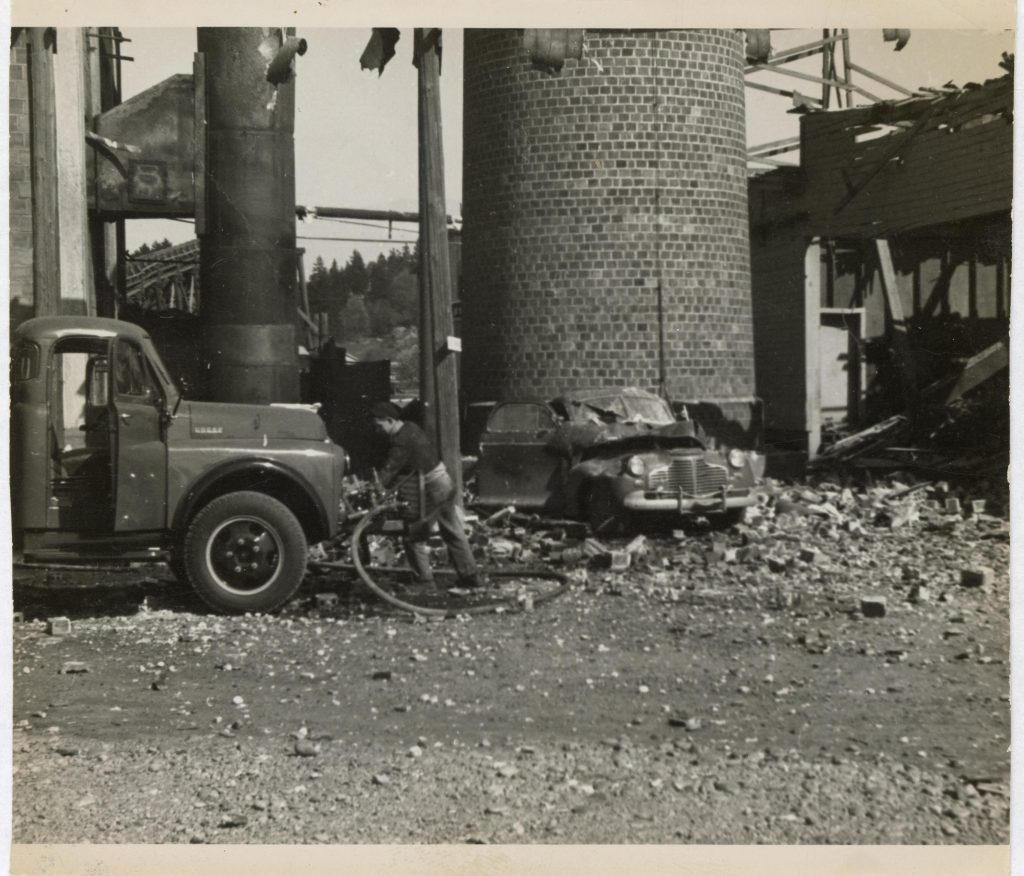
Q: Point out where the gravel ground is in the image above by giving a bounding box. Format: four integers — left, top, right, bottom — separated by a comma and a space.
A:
11, 480, 1011, 844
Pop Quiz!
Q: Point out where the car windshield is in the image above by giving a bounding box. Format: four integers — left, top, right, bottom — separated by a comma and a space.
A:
577, 393, 675, 425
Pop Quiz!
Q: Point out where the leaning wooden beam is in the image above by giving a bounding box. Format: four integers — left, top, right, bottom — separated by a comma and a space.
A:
744, 80, 822, 104
923, 338, 1009, 405
874, 239, 919, 412
811, 414, 909, 462
845, 61, 916, 97
747, 63, 884, 102
748, 143, 801, 159
748, 135, 802, 155
832, 104, 938, 215
743, 33, 845, 73
748, 156, 799, 168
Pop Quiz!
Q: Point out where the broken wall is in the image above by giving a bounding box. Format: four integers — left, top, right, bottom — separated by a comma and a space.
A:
748, 73, 1012, 449
821, 215, 1010, 419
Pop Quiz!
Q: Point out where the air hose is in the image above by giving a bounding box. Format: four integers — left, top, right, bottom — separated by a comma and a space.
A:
311, 500, 570, 618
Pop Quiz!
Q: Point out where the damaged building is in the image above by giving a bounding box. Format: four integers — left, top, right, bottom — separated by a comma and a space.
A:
749, 70, 1012, 459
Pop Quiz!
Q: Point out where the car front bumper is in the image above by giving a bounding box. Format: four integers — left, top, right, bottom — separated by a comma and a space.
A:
621, 489, 758, 514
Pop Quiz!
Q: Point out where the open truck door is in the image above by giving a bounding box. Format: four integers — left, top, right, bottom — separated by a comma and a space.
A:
111, 337, 168, 532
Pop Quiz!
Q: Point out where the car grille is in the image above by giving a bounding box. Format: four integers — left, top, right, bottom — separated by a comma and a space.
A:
649, 458, 728, 495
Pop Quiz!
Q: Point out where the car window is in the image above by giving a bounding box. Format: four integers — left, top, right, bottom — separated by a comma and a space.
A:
114, 341, 160, 402
487, 403, 558, 432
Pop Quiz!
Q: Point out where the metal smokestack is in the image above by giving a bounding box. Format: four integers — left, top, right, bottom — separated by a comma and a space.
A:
197, 27, 300, 403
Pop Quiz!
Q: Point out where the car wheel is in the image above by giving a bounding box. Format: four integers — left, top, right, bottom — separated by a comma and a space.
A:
583, 481, 627, 537
183, 491, 308, 613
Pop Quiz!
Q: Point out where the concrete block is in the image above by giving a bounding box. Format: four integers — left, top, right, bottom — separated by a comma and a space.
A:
47, 617, 71, 636
960, 567, 995, 589
944, 498, 962, 515
799, 548, 823, 564
860, 597, 887, 618
969, 500, 986, 516
609, 551, 631, 571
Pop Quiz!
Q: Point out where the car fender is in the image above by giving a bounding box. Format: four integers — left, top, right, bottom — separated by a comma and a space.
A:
172, 458, 330, 538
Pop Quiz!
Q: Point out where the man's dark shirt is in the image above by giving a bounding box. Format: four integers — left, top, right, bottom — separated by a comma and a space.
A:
379, 421, 440, 487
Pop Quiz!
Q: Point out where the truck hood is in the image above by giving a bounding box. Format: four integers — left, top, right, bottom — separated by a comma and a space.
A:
182, 400, 329, 442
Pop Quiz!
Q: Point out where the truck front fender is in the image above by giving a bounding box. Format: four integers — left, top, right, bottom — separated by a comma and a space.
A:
172, 458, 332, 543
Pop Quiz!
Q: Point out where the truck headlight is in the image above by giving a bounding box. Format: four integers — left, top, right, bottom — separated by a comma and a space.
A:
727, 448, 746, 469
626, 455, 646, 477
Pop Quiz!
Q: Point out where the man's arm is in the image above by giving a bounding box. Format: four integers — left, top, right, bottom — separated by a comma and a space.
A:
378, 429, 411, 488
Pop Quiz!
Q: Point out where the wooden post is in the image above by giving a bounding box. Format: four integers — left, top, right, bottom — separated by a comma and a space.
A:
28, 27, 61, 316
87, 27, 122, 317
874, 238, 919, 413
804, 239, 823, 458
416, 28, 462, 499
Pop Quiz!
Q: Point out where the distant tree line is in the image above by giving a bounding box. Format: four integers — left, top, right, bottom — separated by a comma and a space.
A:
128, 238, 174, 258
307, 245, 418, 342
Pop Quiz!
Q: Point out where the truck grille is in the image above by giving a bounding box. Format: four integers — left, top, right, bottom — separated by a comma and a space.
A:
649, 458, 727, 495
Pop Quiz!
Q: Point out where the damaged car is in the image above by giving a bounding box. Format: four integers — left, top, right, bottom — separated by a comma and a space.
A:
473, 387, 764, 533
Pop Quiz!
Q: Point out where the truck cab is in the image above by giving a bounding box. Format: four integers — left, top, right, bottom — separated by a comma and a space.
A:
10, 316, 348, 613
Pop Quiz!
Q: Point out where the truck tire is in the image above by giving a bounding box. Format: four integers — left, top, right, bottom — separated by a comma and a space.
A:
183, 491, 308, 613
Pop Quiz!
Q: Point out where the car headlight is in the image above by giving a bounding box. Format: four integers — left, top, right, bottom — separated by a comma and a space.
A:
727, 448, 746, 469
626, 455, 646, 477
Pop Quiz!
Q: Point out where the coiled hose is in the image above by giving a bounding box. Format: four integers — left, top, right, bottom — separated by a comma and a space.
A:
310, 500, 570, 618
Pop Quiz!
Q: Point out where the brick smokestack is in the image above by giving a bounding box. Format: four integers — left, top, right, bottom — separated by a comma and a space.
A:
462, 29, 754, 405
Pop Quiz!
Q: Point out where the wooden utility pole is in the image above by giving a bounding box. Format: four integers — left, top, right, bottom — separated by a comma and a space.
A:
28, 27, 61, 316
87, 27, 123, 317
54, 27, 92, 315
416, 28, 462, 499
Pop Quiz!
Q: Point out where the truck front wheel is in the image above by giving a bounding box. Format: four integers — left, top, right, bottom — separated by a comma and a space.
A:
183, 491, 308, 613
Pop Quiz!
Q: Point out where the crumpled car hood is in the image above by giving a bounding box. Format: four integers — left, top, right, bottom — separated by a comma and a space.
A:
182, 400, 328, 442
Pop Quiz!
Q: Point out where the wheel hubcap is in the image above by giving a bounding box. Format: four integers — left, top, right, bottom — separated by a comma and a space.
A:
206, 516, 282, 595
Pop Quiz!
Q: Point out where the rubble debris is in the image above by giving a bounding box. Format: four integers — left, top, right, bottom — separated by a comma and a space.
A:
315, 593, 339, 610
294, 737, 321, 758
59, 662, 90, 674
484, 506, 516, 527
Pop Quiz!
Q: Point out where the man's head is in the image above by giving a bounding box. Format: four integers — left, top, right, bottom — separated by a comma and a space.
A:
371, 401, 403, 436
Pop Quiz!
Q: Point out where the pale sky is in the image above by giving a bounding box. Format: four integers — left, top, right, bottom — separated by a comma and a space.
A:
119, 28, 1015, 268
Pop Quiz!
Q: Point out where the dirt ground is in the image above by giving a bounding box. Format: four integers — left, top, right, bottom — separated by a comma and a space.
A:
10, 481, 1011, 844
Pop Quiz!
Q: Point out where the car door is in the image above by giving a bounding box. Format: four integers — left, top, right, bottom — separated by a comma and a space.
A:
476, 402, 566, 511
111, 338, 168, 532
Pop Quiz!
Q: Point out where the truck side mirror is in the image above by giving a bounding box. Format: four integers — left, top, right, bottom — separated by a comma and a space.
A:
87, 356, 109, 408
